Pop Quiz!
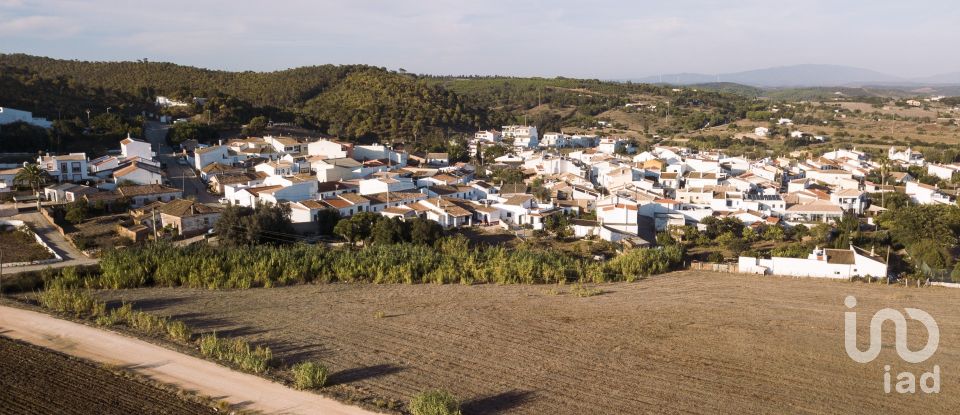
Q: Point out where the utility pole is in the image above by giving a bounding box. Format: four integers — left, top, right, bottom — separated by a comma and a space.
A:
1, 249, 4, 297
151, 208, 158, 239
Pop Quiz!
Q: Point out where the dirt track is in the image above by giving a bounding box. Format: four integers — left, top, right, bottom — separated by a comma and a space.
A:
100, 271, 960, 415
0, 306, 377, 415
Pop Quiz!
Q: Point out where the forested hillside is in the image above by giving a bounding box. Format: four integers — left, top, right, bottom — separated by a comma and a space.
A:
0, 65, 146, 119
1, 54, 763, 153
303, 70, 504, 143
0, 53, 367, 108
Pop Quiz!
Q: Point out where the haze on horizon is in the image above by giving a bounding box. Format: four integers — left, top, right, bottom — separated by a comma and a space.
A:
2, 0, 958, 79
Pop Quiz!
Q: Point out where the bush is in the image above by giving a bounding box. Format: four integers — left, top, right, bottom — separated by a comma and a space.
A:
36, 286, 105, 318
291, 361, 329, 390
409, 390, 462, 415
94, 302, 193, 343
199, 333, 272, 374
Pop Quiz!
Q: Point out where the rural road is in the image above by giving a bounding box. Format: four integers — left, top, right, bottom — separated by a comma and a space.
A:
0, 305, 379, 415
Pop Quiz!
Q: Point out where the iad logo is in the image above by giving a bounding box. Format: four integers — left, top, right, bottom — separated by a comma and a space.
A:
844, 295, 941, 394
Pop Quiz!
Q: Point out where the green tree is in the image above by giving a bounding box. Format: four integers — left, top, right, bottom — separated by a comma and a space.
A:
370, 217, 406, 245
243, 116, 268, 136
408, 217, 443, 245
64, 200, 89, 224
315, 209, 341, 236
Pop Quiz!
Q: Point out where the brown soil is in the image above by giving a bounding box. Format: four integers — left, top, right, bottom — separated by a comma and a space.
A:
0, 228, 53, 263
98, 271, 960, 415
0, 336, 216, 415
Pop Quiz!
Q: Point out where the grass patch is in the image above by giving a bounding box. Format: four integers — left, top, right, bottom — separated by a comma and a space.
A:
291, 361, 329, 390
409, 389, 462, 415
198, 333, 272, 374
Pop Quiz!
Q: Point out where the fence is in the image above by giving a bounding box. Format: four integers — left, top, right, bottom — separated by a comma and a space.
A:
688, 261, 738, 273
0, 219, 63, 267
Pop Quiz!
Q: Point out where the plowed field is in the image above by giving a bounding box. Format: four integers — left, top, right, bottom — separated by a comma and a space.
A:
0, 336, 215, 415
100, 271, 960, 414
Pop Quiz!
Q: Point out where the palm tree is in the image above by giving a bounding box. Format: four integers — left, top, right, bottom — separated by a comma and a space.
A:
15, 163, 48, 211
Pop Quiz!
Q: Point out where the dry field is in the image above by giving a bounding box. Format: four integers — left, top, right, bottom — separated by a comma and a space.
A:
100, 272, 960, 415
0, 336, 215, 415
0, 228, 53, 264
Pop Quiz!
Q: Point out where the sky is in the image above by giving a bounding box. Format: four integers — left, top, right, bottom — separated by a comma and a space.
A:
2, 0, 959, 78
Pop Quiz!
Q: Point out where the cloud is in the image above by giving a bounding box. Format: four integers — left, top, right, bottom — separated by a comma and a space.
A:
2, 0, 959, 78
0, 14, 78, 37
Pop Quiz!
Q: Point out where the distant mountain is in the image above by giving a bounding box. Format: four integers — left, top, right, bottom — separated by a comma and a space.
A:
910, 72, 960, 85
636, 64, 909, 87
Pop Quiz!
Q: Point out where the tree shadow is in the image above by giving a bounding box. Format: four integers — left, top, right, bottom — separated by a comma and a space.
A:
461, 389, 536, 415
104, 296, 189, 312
327, 364, 404, 386
268, 340, 333, 364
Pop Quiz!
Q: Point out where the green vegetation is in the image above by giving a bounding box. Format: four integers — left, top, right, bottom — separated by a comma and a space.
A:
45, 236, 685, 290
214, 203, 296, 246
95, 302, 193, 343
303, 69, 495, 143
408, 389, 462, 415
334, 213, 444, 246
36, 285, 106, 318
291, 361, 329, 390
198, 333, 273, 374
876, 204, 960, 280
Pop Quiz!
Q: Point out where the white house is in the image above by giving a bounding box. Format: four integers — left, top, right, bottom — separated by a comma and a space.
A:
0, 107, 53, 129
113, 161, 164, 185
502, 125, 539, 148
358, 176, 416, 195
754, 127, 769, 137
475, 130, 502, 142
888, 147, 924, 166
312, 157, 361, 182
38, 153, 90, 182
905, 181, 953, 205
307, 139, 352, 159
0, 167, 21, 193
927, 163, 960, 181
254, 160, 294, 177
739, 245, 887, 279
194, 145, 230, 171
120, 136, 154, 161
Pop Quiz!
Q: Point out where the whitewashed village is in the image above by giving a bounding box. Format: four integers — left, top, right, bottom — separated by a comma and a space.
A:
10, 108, 959, 281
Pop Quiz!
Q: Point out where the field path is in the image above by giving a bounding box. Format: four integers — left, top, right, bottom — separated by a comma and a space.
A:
0, 305, 378, 415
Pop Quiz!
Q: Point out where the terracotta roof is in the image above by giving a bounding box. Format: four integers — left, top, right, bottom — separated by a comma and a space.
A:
159, 199, 222, 217
118, 184, 181, 197
114, 161, 163, 178
195, 145, 223, 155
824, 249, 855, 265
503, 194, 533, 206
321, 199, 353, 209
242, 185, 284, 196
786, 200, 843, 214
296, 200, 326, 209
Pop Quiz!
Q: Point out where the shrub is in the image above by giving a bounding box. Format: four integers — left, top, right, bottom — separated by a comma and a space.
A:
36, 286, 105, 318
569, 284, 602, 297
93, 302, 191, 343
199, 333, 272, 374
409, 390, 462, 415
291, 361, 329, 390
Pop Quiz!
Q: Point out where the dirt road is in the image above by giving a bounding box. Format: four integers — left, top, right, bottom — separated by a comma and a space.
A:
0, 305, 378, 415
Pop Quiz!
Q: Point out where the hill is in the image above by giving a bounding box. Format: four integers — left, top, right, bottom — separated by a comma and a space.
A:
0, 53, 368, 108
636, 64, 906, 87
